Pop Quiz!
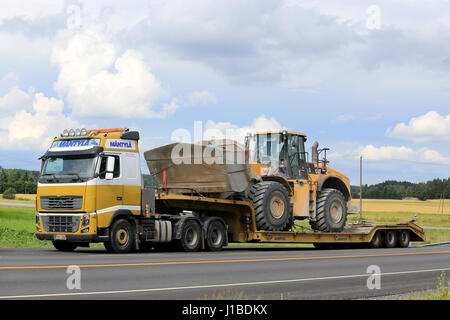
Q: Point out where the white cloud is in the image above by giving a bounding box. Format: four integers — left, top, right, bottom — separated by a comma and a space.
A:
203, 115, 283, 143
0, 86, 33, 115
51, 28, 176, 119
0, 91, 80, 151
359, 144, 450, 165
387, 111, 450, 143
333, 113, 355, 122
188, 90, 217, 106
0, 1, 64, 22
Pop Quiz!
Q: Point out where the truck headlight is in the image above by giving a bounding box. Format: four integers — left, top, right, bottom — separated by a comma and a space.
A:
35, 213, 40, 226
81, 214, 90, 227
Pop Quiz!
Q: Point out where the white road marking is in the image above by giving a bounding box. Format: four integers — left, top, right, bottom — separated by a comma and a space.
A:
0, 267, 449, 299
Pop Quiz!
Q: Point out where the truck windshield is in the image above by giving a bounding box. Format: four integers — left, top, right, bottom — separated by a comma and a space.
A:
40, 156, 98, 183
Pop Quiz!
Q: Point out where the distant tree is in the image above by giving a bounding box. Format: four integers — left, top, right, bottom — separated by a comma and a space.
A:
3, 187, 16, 200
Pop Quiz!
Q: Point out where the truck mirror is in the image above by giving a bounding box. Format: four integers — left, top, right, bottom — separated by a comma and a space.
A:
105, 172, 113, 180
105, 156, 115, 180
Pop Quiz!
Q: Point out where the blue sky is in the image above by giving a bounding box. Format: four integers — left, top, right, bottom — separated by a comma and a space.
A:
0, 0, 449, 185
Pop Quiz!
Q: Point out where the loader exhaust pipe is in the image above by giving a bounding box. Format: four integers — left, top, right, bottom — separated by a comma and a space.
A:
311, 141, 319, 164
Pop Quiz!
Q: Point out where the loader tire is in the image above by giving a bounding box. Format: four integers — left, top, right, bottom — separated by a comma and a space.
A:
248, 181, 291, 231
310, 188, 347, 232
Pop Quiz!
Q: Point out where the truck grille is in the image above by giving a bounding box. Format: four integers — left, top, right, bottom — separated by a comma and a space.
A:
40, 196, 83, 210
41, 215, 80, 233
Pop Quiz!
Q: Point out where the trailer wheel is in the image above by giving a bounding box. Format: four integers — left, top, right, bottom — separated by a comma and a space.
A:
176, 219, 202, 252
105, 219, 135, 253
248, 181, 291, 231
398, 230, 410, 248
52, 241, 78, 252
370, 231, 384, 248
384, 230, 397, 248
310, 188, 347, 232
205, 221, 226, 251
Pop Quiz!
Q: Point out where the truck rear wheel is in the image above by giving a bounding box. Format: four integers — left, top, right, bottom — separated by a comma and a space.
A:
384, 230, 397, 248
205, 221, 226, 251
52, 241, 78, 252
310, 188, 347, 232
370, 231, 384, 248
105, 219, 135, 253
248, 181, 291, 231
176, 219, 202, 252
398, 230, 410, 248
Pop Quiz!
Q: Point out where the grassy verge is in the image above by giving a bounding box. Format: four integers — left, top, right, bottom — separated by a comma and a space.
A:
403, 272, 449, 300
0, 205, 448, 248
0, 206, 50, 247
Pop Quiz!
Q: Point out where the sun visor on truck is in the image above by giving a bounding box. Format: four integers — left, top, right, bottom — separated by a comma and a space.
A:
39, 146, 104, 159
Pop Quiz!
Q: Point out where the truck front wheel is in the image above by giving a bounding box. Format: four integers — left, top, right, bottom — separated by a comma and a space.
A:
52, 241, 78, 252
104, 219, 135, 253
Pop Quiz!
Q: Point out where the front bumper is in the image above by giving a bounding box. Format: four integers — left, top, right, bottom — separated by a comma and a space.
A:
35, 233, 100, 242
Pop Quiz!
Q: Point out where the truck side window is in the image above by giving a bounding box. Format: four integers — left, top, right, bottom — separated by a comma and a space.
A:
99, 155, 120, 179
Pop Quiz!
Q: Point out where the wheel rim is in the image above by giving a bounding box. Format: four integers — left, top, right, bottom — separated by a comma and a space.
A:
116, 228, 129, 245
270, 195, 285, 219
330, 200, 343, 223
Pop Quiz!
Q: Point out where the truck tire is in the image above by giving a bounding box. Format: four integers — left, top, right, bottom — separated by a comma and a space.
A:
205, 221, 226, 251
370, 231, 384, 248
104, 219, 135, 253
52, 241, 78, 252
384, 230, 397, 248
398, 230, 410, 248
248, 181, 291, 231
176, 219, 202, 252
310, 188, 347, 232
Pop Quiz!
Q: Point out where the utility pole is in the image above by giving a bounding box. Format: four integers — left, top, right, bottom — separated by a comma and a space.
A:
357, 155, 363, 224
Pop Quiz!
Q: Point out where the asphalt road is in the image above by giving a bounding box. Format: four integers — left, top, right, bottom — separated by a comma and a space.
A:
0, 245, 449, 300
0, 202, 34, 208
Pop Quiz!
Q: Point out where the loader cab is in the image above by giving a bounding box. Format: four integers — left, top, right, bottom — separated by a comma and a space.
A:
247, 131, 308, 180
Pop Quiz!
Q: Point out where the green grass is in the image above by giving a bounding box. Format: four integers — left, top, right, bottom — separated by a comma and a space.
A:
0, 206, 51, 247
0, 206, 448, 248
403, 272, 449, 300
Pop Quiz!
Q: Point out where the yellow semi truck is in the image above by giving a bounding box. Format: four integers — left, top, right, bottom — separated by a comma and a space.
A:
35, 128, 425, 253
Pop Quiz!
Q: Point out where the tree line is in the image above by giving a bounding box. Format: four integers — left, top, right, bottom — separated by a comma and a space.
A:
1, 165, 448, 200
0, 166, 39, 194
351, 179, 450, 201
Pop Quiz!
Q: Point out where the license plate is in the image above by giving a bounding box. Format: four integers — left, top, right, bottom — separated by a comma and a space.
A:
54, 235, 67, 240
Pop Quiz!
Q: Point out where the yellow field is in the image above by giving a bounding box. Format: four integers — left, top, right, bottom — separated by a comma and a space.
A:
0, 194, 36, 203
350, 199, 450, 215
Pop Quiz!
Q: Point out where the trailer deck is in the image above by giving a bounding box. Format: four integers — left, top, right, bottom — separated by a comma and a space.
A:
155, 193, 425, 247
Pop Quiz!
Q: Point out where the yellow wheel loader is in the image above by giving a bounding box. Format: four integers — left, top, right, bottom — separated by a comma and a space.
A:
245, 130, 351, 233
